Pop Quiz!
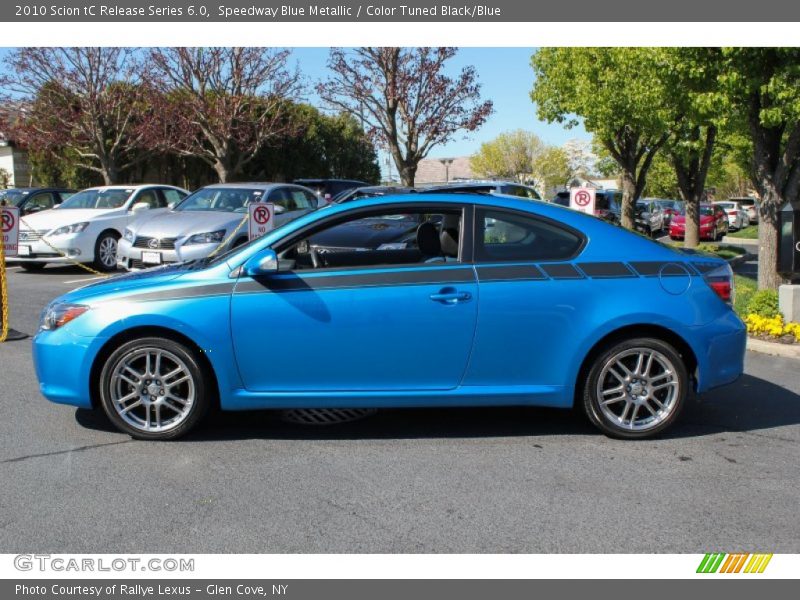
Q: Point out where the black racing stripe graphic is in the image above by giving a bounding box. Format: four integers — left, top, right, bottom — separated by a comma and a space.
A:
629, 261, 698, 277
539, 263, 584, 279
235, 267, 475, 294
476, 264, 546, 282
96, 282, 236, 304
577, 262, 635, 278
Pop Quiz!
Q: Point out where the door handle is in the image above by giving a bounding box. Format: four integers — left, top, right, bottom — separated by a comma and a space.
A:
430, 288, 472, 304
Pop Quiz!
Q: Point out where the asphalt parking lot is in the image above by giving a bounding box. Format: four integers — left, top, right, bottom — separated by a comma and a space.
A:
1, 263, 798, 553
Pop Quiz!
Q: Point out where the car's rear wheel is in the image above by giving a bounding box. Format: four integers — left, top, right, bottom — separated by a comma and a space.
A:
98, 337, 209, 440
93, 231, 119, 272
582, 337, 688, 439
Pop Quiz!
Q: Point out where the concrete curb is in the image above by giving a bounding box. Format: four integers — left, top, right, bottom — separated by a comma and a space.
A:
721, 236, 758, 248
746, 337, 800, 360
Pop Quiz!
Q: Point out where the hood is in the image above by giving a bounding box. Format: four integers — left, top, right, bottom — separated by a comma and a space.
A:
132, 210, 244, 239
20, 208, 120, 231
56, 263, 192, 305
671, 214, 714, 225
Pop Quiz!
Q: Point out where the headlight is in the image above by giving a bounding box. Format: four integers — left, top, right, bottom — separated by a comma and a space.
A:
39, 303, 90, 331
185, 230, 225, 245
49, 222, 89, 236
123, 228, 135, 242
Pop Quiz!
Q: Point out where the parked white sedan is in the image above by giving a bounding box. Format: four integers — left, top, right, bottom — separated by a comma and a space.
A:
14, 184, 189, 272
714, 200, 750, 231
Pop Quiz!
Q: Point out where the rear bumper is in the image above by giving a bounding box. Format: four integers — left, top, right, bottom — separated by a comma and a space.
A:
692, 310, 747, 393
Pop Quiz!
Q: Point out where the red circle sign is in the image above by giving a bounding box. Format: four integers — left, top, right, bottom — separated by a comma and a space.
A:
574, 190, 592, 207
253, 205, 271, 225
1, 210, 15, 233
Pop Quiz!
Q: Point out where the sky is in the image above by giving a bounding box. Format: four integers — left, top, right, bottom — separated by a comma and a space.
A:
290, 47, 589, 161
0, 47, 590, 175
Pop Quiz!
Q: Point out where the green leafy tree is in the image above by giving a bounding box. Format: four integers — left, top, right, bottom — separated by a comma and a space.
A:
531, 48, 673, 229
712, 49, 800, 289
470, 130, 546, 181
643, 152, 679, 199
532, 146, 571, 195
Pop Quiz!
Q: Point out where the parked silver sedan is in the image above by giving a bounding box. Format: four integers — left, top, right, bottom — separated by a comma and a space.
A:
714, 200, 750, 230
116, 183, 318, 270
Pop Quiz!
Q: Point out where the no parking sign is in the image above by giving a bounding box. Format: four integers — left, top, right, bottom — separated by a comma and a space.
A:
1, 206, 20, 257
569, 187, 596, 215
248, 202, 275, 241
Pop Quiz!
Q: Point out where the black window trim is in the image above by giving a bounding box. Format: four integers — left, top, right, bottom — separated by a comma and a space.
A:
472, 205, 587, 264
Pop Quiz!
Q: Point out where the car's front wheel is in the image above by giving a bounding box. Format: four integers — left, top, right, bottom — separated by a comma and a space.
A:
582, 337, 688, 439
93, 231, 119, 272
98, 337, 210, 440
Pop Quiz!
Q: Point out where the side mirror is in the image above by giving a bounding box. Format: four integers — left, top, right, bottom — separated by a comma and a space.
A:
243, 249, 278, 277
273, 204, 287, 215
131, 202, 150, 214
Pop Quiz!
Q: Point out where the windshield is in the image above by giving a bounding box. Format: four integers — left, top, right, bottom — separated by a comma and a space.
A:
176, 187, 265, 213
60, 188, 133, 209
0, 190, 28, 206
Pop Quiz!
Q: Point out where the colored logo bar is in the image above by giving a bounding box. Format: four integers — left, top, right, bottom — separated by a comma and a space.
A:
697, 553, 773, 573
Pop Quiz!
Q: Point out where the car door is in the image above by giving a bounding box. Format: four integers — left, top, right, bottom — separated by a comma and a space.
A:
230, 204, 478, 393
462, 207, 586, 394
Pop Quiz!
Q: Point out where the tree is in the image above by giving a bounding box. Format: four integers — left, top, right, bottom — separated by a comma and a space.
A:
658, 48, 723, 248
643, 152, 679, 198
470, 130, 545, 181
562, 139, 597, 178
318, 47, 493, 186
251, 104, 380, 183
531, 146, 571, 195
147, 47, 302, 183
1, 48, 152, 185
531, 48, 673, 229
712, 49, 800, 289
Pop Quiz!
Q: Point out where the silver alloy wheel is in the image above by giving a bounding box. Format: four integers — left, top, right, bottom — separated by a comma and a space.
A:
98, 236, 118, 268
109, 347, 195, 433
596, 347, 680, 432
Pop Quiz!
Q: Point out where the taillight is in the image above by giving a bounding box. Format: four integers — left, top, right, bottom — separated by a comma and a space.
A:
730, 210, 738, 216
702, 263, 734, 305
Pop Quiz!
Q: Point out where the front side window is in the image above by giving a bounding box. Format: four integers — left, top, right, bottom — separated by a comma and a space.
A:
161, 188, 187, 207
133, 189, 164, 209
59, 188, 134, 209
476, 209, 583, 262
276, 209, 463, 271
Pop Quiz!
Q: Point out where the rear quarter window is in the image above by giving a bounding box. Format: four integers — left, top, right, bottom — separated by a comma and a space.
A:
476, 208, 584, 262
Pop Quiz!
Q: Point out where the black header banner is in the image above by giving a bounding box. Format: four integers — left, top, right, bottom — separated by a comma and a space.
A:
3, 0, 799, 22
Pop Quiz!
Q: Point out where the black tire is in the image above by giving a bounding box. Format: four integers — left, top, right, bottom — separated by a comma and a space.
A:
98, 336, 210, 440
581, 337, 688, 440
93, 231, 119, 272
19, 263, 46, 272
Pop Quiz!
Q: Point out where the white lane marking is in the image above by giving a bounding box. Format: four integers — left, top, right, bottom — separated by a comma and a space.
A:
63, 274, 109, 285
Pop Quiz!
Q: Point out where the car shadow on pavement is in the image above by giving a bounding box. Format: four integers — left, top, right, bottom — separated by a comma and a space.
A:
74, 373, 800, 442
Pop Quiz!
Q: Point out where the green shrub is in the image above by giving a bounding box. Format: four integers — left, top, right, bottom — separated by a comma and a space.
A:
746, 289, 780, 318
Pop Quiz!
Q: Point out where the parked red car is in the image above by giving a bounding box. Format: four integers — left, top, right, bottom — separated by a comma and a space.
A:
669, 203, 729, 241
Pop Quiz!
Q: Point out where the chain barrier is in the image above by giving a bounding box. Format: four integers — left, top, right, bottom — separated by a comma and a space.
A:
0, 227, 9, 343
18, 216, 113, 278
207, 213, 250, 258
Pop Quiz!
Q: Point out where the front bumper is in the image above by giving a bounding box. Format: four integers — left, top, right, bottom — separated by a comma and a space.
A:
117, 238, 219, 270
33, 328, 106, 408
14, 233, 95, 264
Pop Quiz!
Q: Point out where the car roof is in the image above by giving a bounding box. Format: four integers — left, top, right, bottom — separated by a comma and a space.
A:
201, 182, 304, 191
82, 184, 176, 191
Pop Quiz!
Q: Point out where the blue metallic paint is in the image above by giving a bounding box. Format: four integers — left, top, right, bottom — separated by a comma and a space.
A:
32, 194, 746, 414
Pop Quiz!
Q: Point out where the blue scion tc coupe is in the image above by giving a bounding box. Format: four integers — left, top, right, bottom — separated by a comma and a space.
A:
33, 194, 746, 441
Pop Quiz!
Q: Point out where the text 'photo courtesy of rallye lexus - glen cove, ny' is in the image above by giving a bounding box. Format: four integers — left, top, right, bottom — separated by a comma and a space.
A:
31, 191, 746, 441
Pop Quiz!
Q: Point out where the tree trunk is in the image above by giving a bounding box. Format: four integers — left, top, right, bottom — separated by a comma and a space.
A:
620, 170, 637, 230
399, 162, 416, 187
100, 162, 119, 185
213, 160, 233, 184
758, 191, 783, 290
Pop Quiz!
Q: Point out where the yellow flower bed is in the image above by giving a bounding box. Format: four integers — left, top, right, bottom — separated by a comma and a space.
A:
744, 314, 800, 342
